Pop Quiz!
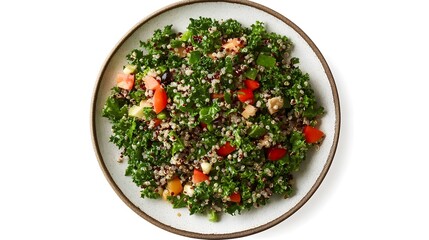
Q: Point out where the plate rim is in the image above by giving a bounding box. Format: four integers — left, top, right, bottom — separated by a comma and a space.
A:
90, 0, 341, 239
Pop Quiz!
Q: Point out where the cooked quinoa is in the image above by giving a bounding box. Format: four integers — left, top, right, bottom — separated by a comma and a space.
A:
103, 17, 324, 221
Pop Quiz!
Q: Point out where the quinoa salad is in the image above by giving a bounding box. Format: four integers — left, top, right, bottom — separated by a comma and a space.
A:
102, 17, 325, 221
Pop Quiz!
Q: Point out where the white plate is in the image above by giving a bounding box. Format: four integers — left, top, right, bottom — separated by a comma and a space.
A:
91, 0, 340, 238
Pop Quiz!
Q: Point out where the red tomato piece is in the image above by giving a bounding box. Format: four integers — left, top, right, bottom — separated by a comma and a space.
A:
244, 79, 260, 90
236, 88, 254, 103
303, 125, 325, 143
267, 148, 287, 161
116, 73, 134, 90
192, 169, 210, 184
153, 87, 167, 114
216, 142, 236, 157
229, 192, 241, 203
143, 75, 161, 90
200, 122, 207, 128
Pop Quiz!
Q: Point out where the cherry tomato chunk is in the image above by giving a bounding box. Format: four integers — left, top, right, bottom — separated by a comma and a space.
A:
237, 88, 254, 103
229, 192, 241, 203
303, 125, 324, 143
143, 75, 161, 90
153, 87, 167, 114
192, 169, 210, 184
217, 142, 236, 157
244, 79, 260, 90
267, 148, 287, 161
116, 73, 134, 90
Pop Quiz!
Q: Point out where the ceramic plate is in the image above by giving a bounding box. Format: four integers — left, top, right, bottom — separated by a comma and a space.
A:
91, 0, 340, 238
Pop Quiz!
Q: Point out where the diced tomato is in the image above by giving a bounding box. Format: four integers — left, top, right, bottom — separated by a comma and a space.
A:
229, 192, 241, 203
303, 125, 325, 143
166, 177, 183, 196
153, 118, 162, 127
236, 88, 254, 103
143, 75, 161, 90
267, 147, 287, 161
211, 93, 224, 99
244, 80, 260, 90
153, 87, 167, 114
116, 73, 134, 90
192, 169, 210, 184
217, 142, 236, 157
200, 122, 207, 128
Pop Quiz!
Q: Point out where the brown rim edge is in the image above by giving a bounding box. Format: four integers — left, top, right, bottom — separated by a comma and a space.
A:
90, 0, 341, 239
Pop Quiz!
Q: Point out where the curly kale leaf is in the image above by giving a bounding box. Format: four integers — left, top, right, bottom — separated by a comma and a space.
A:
102, 88, 127, 121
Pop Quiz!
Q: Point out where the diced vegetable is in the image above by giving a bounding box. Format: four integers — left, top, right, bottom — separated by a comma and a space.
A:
180, 30, 192, 41
206, 123, 214, 132
244, 68, 258, 80
139, 100, 152, 108
217, 142, 236, 157
201, 162, 212, 174
208, 210, 219, 222
183, 184, 194, 197
236, 88, 254, 103
156, 112, 167, 120
256, 54, 276, 68
244, 79, 260, 90
123, 64, 137, 74
267, 96, 284, 114
158, 65, 168, 74
303, 125, 324, 143
128, 105, 145, 119
143, 75, 161, 90
166, 177, 183, 196
116, 73, 134, 90
229, 192, 241, 203
153, 87, 168, 114
192, 169, 210, 184
241, 104, 257, 119
267, 147, 287, 161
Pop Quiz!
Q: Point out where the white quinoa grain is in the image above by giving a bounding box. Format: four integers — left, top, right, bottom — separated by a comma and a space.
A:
185, 69, 193, 76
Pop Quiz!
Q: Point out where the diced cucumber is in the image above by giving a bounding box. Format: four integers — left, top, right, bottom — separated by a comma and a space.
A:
156, 112, 168, 120
128, 105, 145, 119
244, 68, 258, 80
123, 64, 137, 74
180, 30, 192, 42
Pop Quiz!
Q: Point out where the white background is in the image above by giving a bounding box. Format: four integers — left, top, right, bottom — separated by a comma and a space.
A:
1, 0, 428, 239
